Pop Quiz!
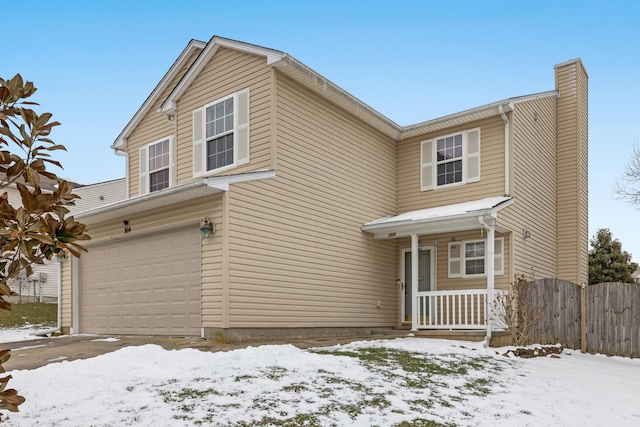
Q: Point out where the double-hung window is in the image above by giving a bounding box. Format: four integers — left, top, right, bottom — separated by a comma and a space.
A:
436, 133, 463, 186
420, 128, 481, 191
448, 237, 504, 278
139, 137, 174, 195
205, 96, 234, 170
192, 88, 250, 177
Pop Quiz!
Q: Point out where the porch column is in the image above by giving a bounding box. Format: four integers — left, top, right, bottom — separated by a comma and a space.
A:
411, 233, 419, 331
486, 223, 495, 340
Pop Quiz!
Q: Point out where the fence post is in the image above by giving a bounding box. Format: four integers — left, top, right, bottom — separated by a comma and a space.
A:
581, 282, 587, 353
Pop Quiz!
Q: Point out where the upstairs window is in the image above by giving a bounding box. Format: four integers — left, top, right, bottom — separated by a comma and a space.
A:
149, 139, 170, 192
420, 128, 481, 191
192, 89, 250, 177
448, 237, 504, 278
139, 137, 174, 196
436, 133, 463, 186
205, 97, 234, 170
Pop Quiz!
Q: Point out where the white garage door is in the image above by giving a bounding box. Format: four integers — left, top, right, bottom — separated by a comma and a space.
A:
80, 226, 201, 336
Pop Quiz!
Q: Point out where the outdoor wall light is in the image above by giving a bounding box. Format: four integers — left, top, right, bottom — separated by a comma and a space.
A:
523, 228, 531, 239
123, 219, 131, 234
55, 250, 67, 263
200, 217, 214, 238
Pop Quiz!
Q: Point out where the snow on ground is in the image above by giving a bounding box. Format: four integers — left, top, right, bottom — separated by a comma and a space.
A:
0, 329, 638, 426
0, 326, 53, 344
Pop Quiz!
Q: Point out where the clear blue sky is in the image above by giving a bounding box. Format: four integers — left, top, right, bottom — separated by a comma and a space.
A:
4, 0, 640, 262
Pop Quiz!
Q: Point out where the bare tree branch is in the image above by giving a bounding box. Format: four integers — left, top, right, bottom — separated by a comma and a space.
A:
615, 143, 640, 206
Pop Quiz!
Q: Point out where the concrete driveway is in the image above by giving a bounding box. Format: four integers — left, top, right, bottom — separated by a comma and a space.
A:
2, 334, 379, 371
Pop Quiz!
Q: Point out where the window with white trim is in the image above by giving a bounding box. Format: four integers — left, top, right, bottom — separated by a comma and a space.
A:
139, 137, 174, 195
448, 237, 504, 278
192, 88, 250, 177
420, 128, 481, 191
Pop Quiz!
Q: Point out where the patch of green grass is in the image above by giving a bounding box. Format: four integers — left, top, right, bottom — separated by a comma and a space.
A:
263, 366, 288, 381
282, 383, 308, 393
0, 302, 57, 328
313, 347, 470, 376
393, 419, 455, 427
235, 413, 324, 426
461, 377, 492, 396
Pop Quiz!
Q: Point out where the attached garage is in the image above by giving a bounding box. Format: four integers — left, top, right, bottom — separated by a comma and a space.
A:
79, 226, 201, 336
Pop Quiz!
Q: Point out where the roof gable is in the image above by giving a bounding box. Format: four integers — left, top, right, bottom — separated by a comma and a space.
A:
158, 36, 285, 116
112, 39, 206, 150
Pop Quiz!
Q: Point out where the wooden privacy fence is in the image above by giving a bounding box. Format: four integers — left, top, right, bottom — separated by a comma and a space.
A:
525, 278, 640, 358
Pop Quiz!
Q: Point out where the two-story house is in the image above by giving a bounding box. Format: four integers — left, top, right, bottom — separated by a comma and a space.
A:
60, 36, 588, 343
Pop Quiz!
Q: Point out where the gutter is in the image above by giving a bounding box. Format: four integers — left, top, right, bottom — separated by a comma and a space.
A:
57, 259, 62, 333
275, 55, 403, 139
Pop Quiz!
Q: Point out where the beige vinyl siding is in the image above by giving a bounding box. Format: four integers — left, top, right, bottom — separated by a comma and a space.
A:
201, 194, 224, 328
127, 49, 200, 197
500, 97, 558, 279
578, 65, 589, 285
175, 48, 273, 183
397, 116, 506, 213
61, 256, 71, 331
224, 74, 397, 328
555, 60, 588, 284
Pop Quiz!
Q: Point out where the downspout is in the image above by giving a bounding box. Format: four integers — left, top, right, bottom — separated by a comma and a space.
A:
478, 216, 495, 344
57, 258, 62, 332
498, 105, 510, 197
114, 147, 130, 199
410, 234, 419, 331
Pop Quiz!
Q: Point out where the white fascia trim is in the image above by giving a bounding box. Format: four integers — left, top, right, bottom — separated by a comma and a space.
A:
362, 197, 514, 238
213, 37, 284, 65
272, 54, 402, 139
399, 90, 558, 140
159, 37, 286, 115
362, 210, 492, 233
204, 169, 276, 191
75, 179, 215, 220
76, 169, 276, 220
111, 39, 206, 150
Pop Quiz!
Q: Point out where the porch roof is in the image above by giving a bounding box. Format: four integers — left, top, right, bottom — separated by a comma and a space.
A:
361, 196, 514, 239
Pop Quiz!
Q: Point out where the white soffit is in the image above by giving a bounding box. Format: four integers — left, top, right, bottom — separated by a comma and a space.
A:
399, 91, 558, 141
76, 170, 276, 224
271, 56, 402, 139
362, 196, 515, 239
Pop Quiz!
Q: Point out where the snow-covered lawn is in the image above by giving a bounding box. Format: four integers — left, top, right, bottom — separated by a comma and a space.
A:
0, 329, 638, 426
0, 326, 52, 344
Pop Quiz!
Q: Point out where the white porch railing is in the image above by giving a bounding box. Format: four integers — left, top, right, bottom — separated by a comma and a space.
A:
415, 289, 507, 330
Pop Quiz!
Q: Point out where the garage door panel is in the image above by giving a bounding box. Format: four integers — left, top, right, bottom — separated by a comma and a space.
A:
153, 288, 168, 304
80, 226, 201, 336
137, 289, 151, 305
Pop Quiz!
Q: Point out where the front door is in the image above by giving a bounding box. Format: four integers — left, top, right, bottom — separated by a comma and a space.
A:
401, 246, 434, 323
